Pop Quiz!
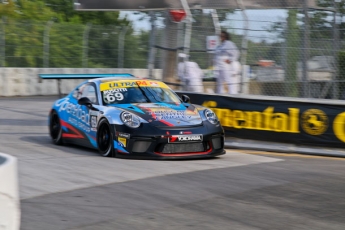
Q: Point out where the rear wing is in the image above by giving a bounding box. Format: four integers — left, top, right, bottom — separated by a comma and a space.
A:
38, 73, 135, 97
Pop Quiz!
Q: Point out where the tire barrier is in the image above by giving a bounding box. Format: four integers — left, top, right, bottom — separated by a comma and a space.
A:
176, 92, 345, 149
0, 153, 20, 230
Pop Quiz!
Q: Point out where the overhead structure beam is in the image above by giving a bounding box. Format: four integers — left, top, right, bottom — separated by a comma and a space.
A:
74, 0, 318, 11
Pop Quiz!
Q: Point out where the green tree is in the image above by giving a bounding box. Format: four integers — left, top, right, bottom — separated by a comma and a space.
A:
2, 0, 59, 67
43, 0, 130, 25
0, 0, 146, 68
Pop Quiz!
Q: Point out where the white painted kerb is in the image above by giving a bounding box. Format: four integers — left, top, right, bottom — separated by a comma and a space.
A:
0, 153, 20, 230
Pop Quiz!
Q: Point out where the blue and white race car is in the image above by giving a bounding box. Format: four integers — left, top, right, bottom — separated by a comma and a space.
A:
48, 75, 225, 159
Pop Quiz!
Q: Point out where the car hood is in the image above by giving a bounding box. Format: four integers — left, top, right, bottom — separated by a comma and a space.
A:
110, 103, 203, 127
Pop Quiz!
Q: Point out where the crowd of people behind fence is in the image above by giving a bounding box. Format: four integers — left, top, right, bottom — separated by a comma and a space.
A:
177, 30, 241, 95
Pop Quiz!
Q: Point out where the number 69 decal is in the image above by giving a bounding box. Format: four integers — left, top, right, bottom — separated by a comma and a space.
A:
104, 92, 124, 103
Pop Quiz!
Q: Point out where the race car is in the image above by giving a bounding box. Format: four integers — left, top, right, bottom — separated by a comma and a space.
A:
48, 75, 225, 159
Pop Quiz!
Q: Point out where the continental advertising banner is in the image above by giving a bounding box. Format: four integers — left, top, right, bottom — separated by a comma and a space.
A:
177, 92, 345, 148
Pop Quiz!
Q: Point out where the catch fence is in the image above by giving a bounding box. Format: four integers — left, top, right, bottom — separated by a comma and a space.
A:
0, 1, 344, 99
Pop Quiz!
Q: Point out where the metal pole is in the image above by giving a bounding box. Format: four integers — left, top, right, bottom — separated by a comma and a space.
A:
180, 0, 192, 63
0, 17, 6, 67
43, 21, 54, 68
118, 26, 128, 68
211, 9, 221, 38
148, 11, 157, 79
82, 23, 92, 68
236, 0, 249, 94
332, 0, 339, 99
302, 0, 310, 98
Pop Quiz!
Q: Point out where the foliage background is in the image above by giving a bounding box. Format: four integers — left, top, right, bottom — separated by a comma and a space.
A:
0, 0, 344, 99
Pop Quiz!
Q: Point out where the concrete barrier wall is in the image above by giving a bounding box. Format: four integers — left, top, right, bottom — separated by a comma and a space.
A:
0, 153, 20, 230
0, 68, 162, 96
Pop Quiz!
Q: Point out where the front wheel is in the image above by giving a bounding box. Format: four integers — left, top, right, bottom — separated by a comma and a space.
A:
97, 119, 114, 157
49, 110, 63, 145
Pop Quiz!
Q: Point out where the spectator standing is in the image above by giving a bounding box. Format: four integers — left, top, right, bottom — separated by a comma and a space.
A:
214, 31, 240, 94
177, 53, 204, 93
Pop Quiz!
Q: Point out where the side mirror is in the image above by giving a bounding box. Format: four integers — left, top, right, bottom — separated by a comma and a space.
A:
181, 95, 190, 103
78, 97, 93, 108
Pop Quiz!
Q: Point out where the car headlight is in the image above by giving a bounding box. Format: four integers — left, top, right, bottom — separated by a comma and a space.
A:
120, 112, 141, 128
204, 109, 218, 124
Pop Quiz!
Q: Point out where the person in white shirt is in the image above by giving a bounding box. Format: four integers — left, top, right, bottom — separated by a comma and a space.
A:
214, 31, 241, 94
177, 53, 204, 93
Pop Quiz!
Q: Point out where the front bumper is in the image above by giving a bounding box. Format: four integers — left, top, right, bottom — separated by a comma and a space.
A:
113, 122, 225, 159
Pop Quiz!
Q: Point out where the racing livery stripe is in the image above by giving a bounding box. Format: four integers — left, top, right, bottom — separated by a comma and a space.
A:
159, 119, 174, 127
113, 140, 129, 154
60, 120, 84, 139
86, 133, 97, 148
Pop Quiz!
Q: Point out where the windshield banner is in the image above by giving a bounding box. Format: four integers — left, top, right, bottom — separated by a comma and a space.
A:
100, 80, 168, 91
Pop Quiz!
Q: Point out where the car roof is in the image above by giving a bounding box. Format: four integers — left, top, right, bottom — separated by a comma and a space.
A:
89, 77, 165, 85
88, 76, 137, 83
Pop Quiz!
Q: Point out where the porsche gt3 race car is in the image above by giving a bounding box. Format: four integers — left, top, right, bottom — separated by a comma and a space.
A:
48, 75, 225, 159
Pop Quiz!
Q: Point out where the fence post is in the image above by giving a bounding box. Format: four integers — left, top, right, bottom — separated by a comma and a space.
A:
180, 0, 192, 61
211, 9, 221, 37
148, 11, 157, 79
43, 21, 54, 68
82, 23, 92, 68
236, 0, 249, 94
302, 0, 310, 98
332, 1, 339, 99
118, 26, 128, 68
0, 17, 6, 67
285, 10, 299, 97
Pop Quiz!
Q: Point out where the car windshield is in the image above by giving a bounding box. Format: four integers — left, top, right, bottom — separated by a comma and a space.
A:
101, 86, 182, 105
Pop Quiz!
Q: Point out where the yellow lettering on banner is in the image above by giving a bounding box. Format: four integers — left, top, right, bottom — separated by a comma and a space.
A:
333, 112, 345, 143
233, 110, 245, 129
288, 108, 300, 133
201, 100, 300, 134
245, 111, 262, 130
213, 108, 232, 127
272, 113, 288, 132
202, 101, 218, 108
262, 107, 274, 131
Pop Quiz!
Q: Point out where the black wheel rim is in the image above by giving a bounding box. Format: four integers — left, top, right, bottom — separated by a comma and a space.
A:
51, 114, 61, 140
98, 124, 111, 152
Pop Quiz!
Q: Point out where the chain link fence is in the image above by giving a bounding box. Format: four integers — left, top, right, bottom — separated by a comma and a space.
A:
0, 1, 345, 99
0, 18, 148, 69
152, 6, 345, 99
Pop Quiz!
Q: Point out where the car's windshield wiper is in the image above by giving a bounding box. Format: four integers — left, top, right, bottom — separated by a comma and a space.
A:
136, 83, 150, 102
145, 87, 164, 103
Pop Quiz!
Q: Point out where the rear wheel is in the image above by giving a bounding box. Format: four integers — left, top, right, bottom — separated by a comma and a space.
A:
97, 119, 114, 157
49, 110, 63, 145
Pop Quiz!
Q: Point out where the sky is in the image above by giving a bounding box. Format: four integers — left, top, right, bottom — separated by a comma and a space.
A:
120, 9, 288, 42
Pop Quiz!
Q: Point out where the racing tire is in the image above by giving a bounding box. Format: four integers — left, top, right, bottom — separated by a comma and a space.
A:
49, 110, 63, 145
97, 119, 114, 157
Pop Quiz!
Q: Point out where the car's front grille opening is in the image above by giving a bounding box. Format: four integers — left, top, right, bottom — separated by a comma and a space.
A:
212, 137, 223, 150
158, 142, 208, 154
132, 141, 151, 153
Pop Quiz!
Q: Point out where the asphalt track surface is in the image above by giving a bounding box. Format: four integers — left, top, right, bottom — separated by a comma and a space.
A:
1, 96, 345, 230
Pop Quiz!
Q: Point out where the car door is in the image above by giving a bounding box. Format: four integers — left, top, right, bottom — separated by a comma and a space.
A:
64, 82, 99, 148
